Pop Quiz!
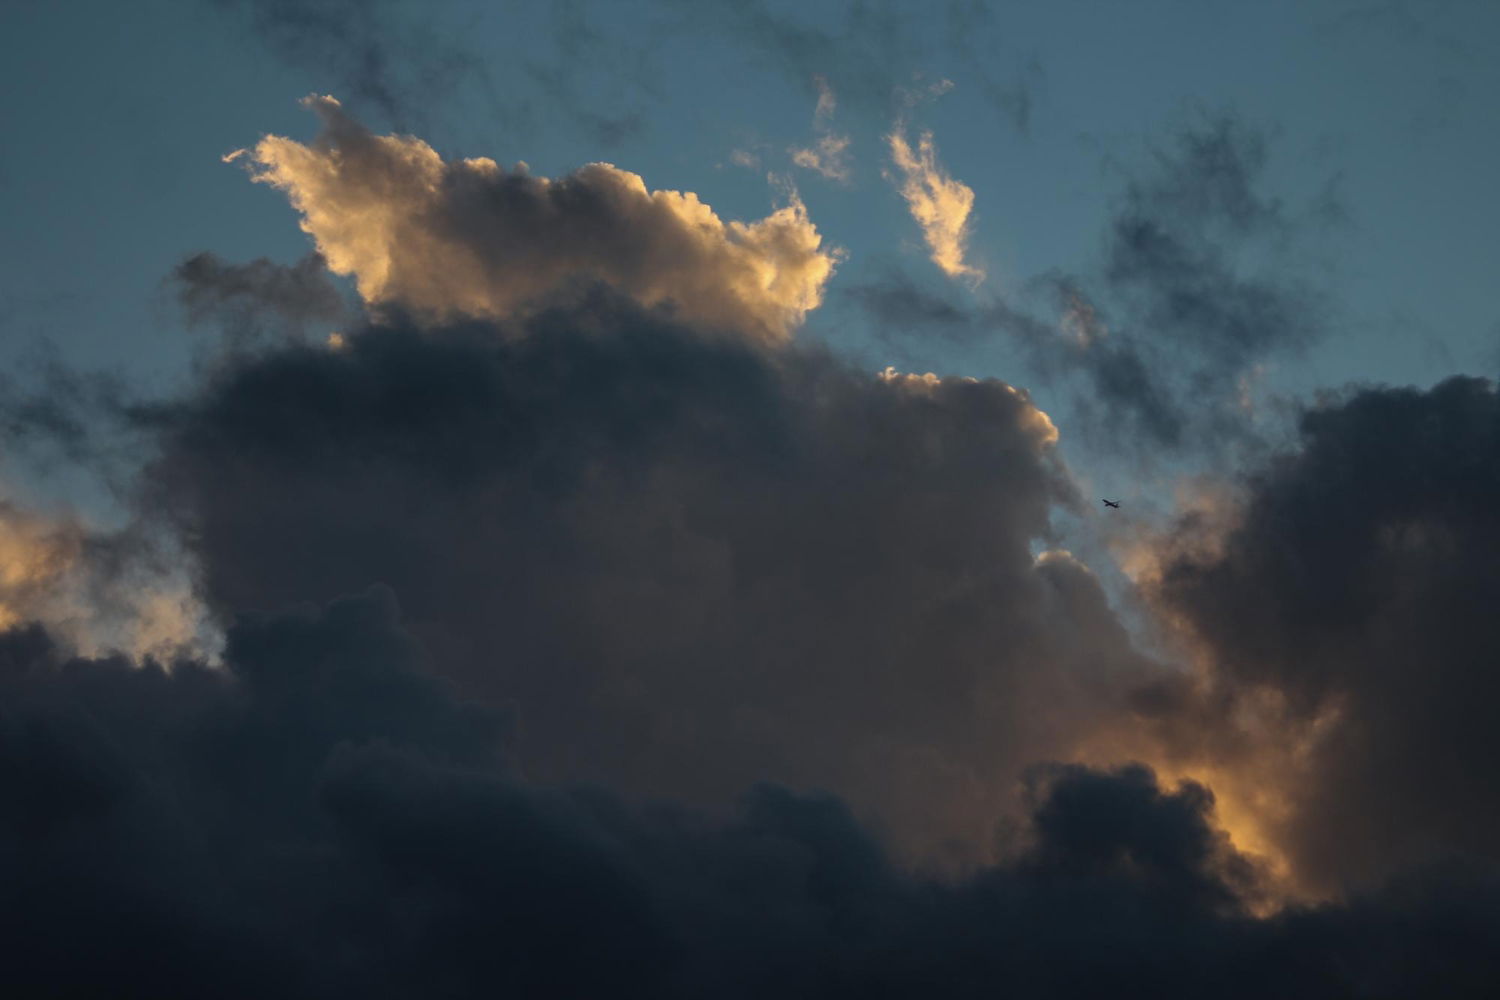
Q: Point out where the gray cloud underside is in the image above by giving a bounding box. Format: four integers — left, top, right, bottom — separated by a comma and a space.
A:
6, 270, 1500, 995
5, 71, 1500, 995
1149, 375, 1500, 894
139, 292, 1138, 863
6, 589, 1500, 998
172, 251, 347, 347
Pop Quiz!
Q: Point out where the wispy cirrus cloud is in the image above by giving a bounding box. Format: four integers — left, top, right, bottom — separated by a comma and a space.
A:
887, 125, 983, 284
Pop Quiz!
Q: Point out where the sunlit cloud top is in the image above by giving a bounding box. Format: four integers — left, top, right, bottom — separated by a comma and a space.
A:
238, 96, 842, 343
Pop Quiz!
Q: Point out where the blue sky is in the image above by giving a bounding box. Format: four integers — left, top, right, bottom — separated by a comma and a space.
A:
6, 2, 1496, 369
2, 0, 1498, 520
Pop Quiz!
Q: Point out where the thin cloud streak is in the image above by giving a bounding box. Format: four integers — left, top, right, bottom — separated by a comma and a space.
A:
887, 125, 983, 284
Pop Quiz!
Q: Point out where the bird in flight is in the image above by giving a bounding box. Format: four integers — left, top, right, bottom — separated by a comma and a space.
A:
1101, 498, 1120, 509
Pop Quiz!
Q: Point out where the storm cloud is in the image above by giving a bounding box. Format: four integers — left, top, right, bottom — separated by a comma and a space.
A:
6, 74, 1500, 996
6, 591, 1500, 998
1142, 376, 1500, 896
136, 288, 1160, 865
172, 251, 346, 347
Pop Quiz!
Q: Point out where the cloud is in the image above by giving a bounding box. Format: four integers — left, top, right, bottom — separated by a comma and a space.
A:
790, 76, 852, 182
172, 251, 346, 347
8, 599, 1500, 995
854, 113, 1329, 462
7, 591, 1500, 996
17, 86, 1500, 991
137, 293, 1168, 866
887, 126, 983, 283
238, 97, 839, 344
0, 496, 210, 663
1138, 376, 1500, 895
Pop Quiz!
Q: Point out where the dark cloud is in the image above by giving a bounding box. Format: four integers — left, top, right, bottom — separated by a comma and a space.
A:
10, 61, 1500, 990
6, 594, 1500, 997
172, 251, 347, 347
1103, 115, 1323, 358
1065, 113, 1329, 453
135, 291, 1157, 864
842, 264, 983, 342
1149, 376, 1500, 893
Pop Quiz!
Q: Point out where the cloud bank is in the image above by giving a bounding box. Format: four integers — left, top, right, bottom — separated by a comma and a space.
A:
8, 593, 1500, 998
142, 292, 1154, 864
7, 93, 1500, 996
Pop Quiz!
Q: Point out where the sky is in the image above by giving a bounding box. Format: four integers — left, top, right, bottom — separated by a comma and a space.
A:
2, 1, 1500, 996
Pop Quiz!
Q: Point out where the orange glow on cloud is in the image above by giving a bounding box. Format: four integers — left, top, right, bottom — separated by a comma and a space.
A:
887, 126, 983, 284
240, 96, 842, 344
0, 497, 213, 663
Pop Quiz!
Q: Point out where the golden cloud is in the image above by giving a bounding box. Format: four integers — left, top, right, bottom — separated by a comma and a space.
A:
887, 126, 983, 283
241, 96, 841, 344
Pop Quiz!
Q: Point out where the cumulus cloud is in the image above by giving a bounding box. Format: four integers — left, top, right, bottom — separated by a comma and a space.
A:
237, 96, 840, 343
5, 594, 1500, 997
13, 87, 1500, 994
140, 295, 1166, 866
1133, 377, 1500, 895
887, 126, 983, 283
1056, 113, 1327, 456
